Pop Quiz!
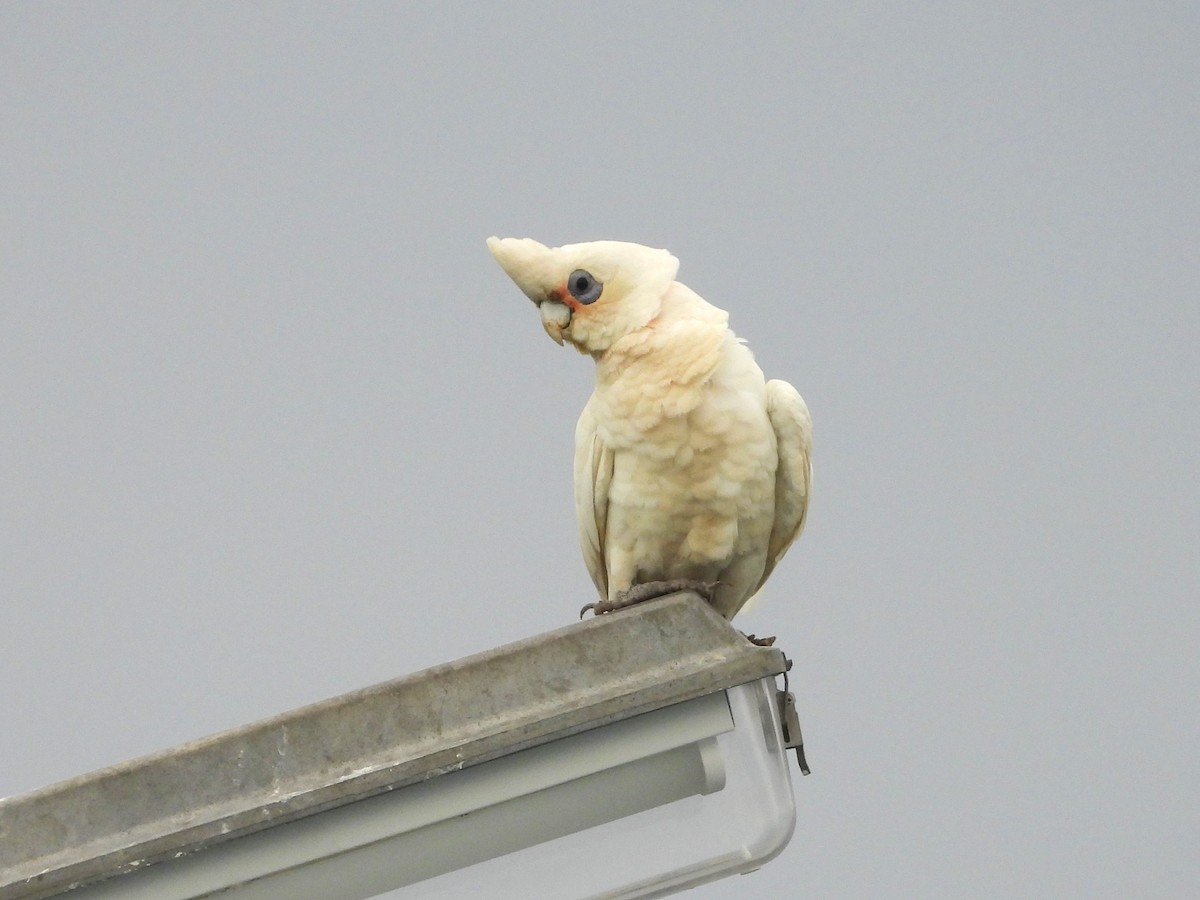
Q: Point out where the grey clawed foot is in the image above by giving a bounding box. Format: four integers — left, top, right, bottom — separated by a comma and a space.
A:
742, 633, 777, 647
580, 579, 720, 618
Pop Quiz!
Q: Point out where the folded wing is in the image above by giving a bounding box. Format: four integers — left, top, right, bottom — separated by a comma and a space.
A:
757, 379, 813, 593
574, 396, 614, 601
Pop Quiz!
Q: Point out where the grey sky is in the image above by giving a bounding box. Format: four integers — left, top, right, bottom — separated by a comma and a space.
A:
2, 3, 1197, 897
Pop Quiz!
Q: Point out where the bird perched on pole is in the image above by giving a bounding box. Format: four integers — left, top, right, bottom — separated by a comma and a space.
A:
487, 236, 812, 624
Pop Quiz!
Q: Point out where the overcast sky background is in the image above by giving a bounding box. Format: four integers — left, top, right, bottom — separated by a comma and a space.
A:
2, 3, 1197, 897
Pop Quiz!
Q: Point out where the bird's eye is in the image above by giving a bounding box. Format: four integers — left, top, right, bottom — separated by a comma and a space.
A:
567, 269, 603, 304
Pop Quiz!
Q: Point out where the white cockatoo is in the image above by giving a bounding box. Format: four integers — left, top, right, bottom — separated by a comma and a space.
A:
487, 236, 811, 623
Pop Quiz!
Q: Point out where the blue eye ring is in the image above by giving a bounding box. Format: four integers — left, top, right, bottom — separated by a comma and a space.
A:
567, 269, 603, 304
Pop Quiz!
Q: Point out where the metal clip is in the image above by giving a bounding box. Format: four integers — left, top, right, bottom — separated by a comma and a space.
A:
778, 689, 810, 775
778, 657, 810, 774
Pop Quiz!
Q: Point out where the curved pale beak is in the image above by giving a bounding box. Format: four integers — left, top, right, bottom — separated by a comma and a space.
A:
487, 235, 573, 346
539, 299, 571, 345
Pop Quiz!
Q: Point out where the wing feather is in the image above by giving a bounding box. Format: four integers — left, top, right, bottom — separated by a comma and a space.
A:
574, 396, 613, 600
756, 379, 812, 592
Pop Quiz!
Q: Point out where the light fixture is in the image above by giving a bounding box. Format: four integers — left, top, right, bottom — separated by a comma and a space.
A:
0, 594, 804, 900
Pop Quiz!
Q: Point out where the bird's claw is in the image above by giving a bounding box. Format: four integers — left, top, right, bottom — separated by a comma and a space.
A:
580, 598, 620, 618
580, 579, 720, 619
743, 633, 777, 647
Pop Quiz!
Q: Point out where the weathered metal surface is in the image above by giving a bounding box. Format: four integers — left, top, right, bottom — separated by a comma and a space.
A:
0, 593, 784, 899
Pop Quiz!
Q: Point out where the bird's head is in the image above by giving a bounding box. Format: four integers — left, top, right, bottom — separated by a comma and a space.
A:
487, 237, 679, 356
